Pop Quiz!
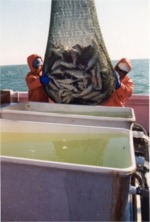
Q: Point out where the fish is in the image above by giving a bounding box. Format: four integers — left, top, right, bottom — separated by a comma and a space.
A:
85, 54, 98, 71
62, 95, 72, 103
72, 84, 93, 97
60, 61, 76, 69
96, 66, 103, 90
82, 90, 100, 99
72, 44, 83, 56
51, 60, 61, 71
77, 81, 84, 91
91, 68, 98, 88
57, 78, 78, 84
58, 89, 68, 98
62, 90, 73, 97
51, 68, 63, 75
59, 82, 78, 92
66, 70, 90, 79
45, 86, 61, 103
48, 81, 59, 91
53, 79, 61, 88
43, 43, 115, 105
70, 48, 79, 65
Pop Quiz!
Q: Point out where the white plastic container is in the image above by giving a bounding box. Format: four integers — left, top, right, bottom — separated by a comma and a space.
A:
0, 102, 135, 129
1, 119, 136, 221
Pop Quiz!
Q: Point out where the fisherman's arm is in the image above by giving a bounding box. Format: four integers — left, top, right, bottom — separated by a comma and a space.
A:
116, 78, 134, 99
26, 76, 43, 90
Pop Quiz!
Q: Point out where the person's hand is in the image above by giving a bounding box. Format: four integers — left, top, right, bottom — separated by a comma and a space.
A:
114, 71, 121, 89
40, 75, 50, 85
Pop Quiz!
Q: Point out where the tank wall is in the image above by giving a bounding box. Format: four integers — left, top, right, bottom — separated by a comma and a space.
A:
1, 102, 135, 129
1, 161, 130, 221
1, 120, 135, 221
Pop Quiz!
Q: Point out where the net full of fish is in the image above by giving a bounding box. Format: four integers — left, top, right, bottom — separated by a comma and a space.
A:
44, 42, 116, 105
42, 0, 116, 105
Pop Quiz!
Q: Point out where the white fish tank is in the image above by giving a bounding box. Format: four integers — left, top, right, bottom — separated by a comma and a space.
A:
0, 102, 135, 129
1, 119, 136, 221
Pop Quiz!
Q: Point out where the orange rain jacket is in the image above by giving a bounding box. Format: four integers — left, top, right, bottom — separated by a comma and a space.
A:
102, 75, 134, 107
102, 58, 134, 107
26, 54, 49, 102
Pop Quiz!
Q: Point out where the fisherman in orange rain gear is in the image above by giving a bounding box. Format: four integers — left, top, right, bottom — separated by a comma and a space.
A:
102, 58, 134, 107
26, 54, 52, 102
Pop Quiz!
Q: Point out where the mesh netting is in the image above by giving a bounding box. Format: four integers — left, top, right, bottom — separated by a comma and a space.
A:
43, 0, 116, 105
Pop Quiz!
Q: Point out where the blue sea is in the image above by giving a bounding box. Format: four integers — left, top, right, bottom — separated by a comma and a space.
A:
0, 59, 149, 94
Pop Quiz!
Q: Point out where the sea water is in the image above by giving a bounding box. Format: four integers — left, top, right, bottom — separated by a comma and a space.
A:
1, 132, 131, 169
0, 59, 149, 94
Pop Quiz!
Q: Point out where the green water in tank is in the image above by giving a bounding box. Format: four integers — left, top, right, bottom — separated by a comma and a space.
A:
1, 132, 131, 168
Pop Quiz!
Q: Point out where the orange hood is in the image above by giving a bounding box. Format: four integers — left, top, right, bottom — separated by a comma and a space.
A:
27, 54, 43, 72
114, 58, 132, 73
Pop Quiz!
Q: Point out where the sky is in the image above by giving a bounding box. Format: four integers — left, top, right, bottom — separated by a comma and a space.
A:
0, 0, 149, 65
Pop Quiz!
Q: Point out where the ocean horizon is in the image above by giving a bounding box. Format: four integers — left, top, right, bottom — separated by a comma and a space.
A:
0, 58, 149, 95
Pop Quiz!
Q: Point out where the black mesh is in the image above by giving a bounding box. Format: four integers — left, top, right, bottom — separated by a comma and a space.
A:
43, 0, 116, 105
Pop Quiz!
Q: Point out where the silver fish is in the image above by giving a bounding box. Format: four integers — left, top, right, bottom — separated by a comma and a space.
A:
96, 66, 103, 90
48, 81, 59, 91
45, 86, 61, 103
60, 61, 76, 69
58, 89, 66, 98
72, 44, 83, 56
51, 68, 63, 75
70, 48, 79, 65
53, 79, 61, 88
51, 60, 61, 71
73, 84, 93, 98
66, 70, 90, 79
62, 90, 72, 97
85, 55, 98, 71
82, 90, 100, 99
62, 95, 72, 104
57, 78, 78, 84
59, 83, 78, 92
91, 68, 97, 88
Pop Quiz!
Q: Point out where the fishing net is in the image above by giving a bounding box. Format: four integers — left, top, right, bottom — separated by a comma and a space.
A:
43, 0, 116, 105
